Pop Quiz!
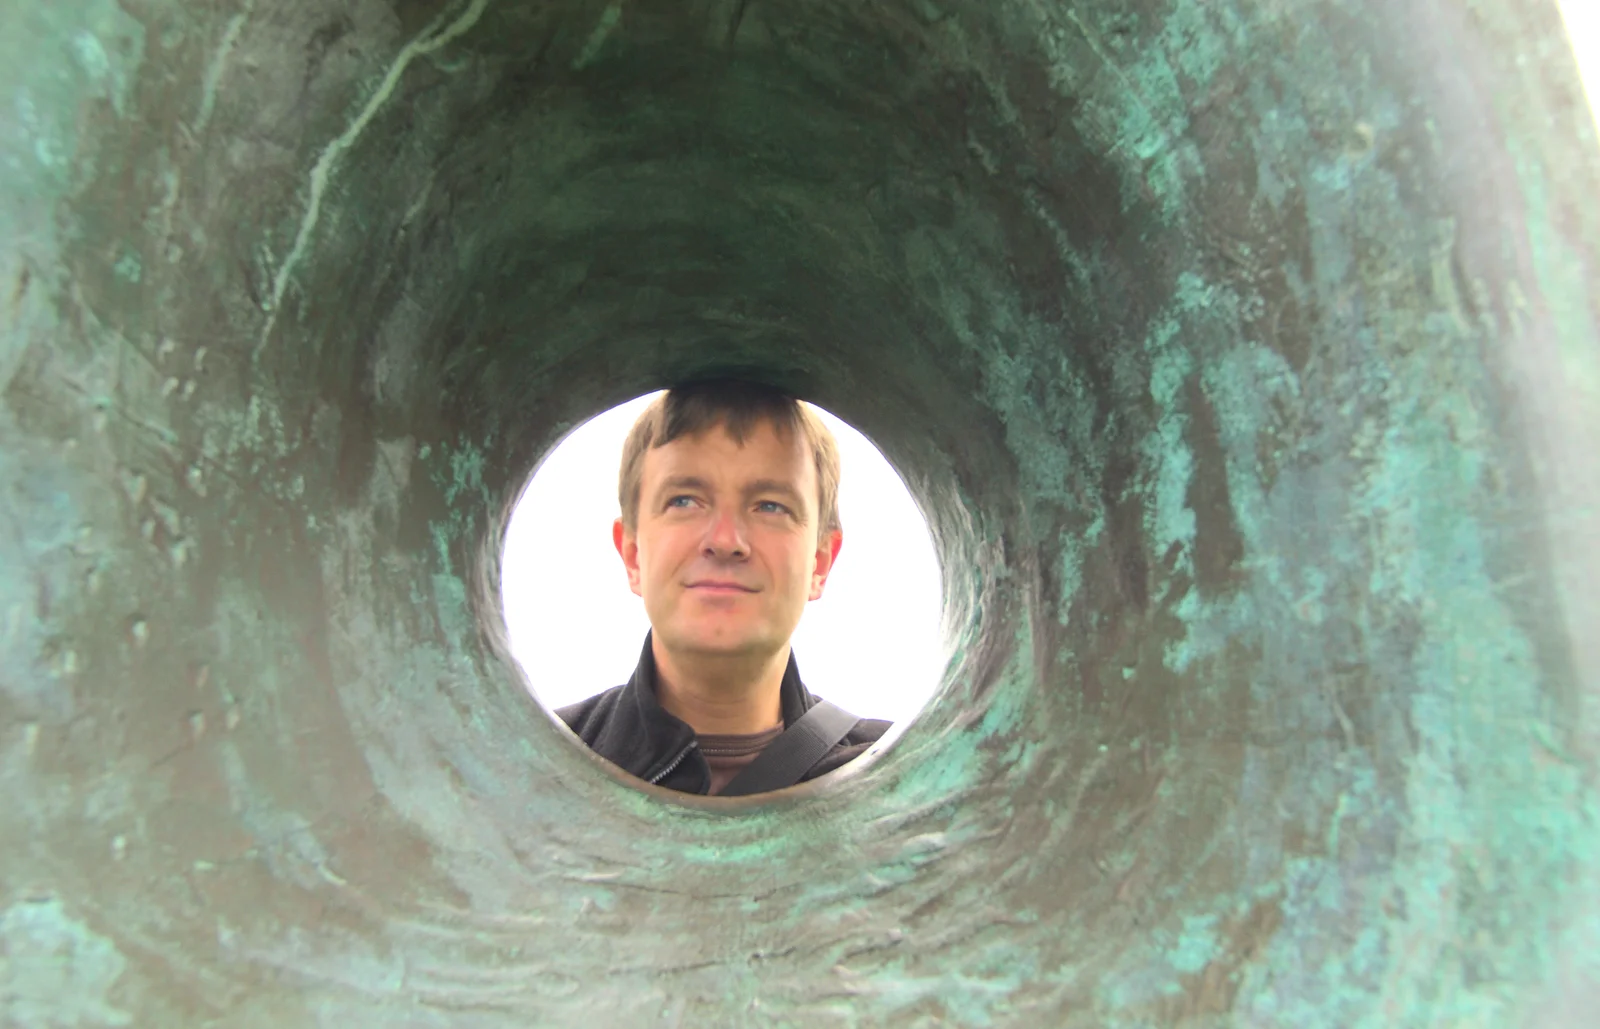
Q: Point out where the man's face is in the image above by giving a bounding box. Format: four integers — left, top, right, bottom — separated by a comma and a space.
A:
614, 419, 841, 663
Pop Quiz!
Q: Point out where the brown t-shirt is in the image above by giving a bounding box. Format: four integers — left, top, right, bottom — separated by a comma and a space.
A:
699, 723, 785, 795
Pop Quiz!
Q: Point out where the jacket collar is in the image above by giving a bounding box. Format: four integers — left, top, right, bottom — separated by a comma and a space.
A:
607, 632, 815, 783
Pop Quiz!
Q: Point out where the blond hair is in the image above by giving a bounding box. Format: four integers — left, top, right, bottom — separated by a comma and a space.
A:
618, 381, 842, 538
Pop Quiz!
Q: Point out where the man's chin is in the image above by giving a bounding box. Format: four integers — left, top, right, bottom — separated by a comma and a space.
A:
660, 625, 777, 660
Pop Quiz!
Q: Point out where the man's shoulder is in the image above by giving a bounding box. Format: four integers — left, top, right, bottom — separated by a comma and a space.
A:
800, 712, 892, 782
845, 715, 892, 746
554, 682, 630, 738
806, 693, 889, 746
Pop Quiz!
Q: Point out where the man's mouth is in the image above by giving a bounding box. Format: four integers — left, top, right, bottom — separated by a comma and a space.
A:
687, 581, 758, 593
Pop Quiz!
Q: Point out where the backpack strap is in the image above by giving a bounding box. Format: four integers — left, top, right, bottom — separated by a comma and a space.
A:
718, 700, 860, 797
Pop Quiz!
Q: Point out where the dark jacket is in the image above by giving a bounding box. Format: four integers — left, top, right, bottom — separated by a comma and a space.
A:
557, 633, 891, 795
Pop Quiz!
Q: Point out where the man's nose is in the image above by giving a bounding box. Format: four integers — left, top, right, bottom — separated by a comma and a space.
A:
701, 507, 749, 558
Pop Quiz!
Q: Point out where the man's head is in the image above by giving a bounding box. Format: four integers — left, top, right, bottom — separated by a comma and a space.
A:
614, 381, 843, 664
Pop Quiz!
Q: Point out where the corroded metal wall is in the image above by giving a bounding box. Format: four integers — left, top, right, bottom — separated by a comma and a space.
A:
3, 0, 1598, 1025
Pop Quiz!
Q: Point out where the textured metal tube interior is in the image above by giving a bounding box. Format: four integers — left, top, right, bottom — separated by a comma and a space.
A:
3, 0, 1599, 1024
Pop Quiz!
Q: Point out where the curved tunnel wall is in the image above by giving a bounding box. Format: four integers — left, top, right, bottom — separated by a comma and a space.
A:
3, 0, 1599, 1024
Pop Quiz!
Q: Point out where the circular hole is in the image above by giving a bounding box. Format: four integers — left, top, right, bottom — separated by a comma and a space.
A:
501, 391, 946, 788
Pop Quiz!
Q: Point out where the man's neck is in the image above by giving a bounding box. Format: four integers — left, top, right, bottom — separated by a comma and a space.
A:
651, 636, 788, 736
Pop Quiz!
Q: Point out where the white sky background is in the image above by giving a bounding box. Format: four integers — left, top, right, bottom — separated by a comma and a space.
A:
500, 394, 946, 723
1562, 0, 1600, 133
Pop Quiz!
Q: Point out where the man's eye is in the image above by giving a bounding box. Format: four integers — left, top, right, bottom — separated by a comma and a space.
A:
666, 495, 695, 509
755, 501, 789, 514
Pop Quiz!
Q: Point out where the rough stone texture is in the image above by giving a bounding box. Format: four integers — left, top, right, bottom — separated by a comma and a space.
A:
2, 0, 1598, 1025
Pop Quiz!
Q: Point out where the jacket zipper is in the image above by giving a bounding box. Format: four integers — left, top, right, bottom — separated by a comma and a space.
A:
648, 741, 697, 785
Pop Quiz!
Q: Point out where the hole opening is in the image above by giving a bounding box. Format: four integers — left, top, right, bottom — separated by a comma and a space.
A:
500, 390, 950, 796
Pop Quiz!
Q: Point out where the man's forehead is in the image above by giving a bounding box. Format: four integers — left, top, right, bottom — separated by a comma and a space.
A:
644, 421, 814, 485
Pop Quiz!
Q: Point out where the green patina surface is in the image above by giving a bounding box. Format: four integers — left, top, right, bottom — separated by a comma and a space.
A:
2, 0, 1598, 1024
0, 897, 130, 1027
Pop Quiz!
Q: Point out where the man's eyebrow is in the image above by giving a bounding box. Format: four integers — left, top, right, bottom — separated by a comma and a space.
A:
656, 475, 711, 496
744, 479, 804, 502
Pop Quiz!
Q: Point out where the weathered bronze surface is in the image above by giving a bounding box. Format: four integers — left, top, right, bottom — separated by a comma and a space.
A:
3, 1, 1598, 1024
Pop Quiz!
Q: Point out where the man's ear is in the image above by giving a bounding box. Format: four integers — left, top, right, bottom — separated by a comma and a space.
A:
808, 529, 843, 601
614, 518, 643, 597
